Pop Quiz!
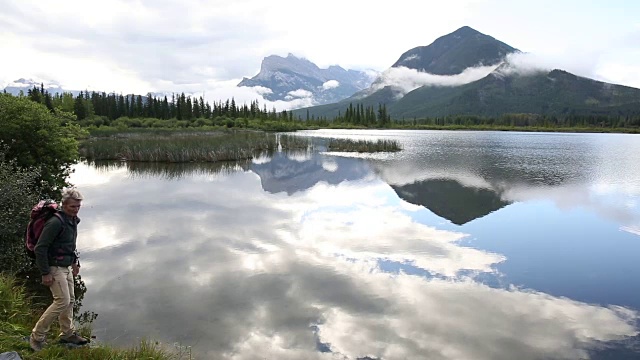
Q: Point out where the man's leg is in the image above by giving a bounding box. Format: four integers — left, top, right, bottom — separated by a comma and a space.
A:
58, 268, 88, 345
31, 266, 71, 341
58, 266, 76, 337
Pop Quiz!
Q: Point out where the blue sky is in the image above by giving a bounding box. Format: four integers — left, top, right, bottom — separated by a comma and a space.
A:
1, 0, 638, 108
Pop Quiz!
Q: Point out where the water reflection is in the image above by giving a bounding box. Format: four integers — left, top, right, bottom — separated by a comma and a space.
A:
88, 160, 252, 180
69, 131, 640, 359
250, 151, 371, 195
391, 179, 511, 225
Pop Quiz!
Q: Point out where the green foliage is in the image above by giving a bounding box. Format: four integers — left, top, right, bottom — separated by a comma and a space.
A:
0, 94, 80, 198
0, 147, 41, 274
0, 274, 31, 326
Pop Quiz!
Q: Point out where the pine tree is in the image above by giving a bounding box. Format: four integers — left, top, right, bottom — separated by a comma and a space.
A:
44, 92, 54, 112
135, 95, 143, 118
74, 92, 87, 120
230, 98, 237, 118
186, 96, 193, 120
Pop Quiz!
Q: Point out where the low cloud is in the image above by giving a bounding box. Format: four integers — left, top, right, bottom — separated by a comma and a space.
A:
148, 81, 313, 112
322, 80, 340, 90
371, 64, 500, 96
250, 86, 273, 95
494, 52, 554, 77
286, 89, 313, 99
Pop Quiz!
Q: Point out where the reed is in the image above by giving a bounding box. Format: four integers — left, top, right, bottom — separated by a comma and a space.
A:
327, 138, 402, 152
80, 132, 312, 162
80, 131, 403, 163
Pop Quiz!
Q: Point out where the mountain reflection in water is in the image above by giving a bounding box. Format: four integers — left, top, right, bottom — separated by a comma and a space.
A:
71, 131, 640, 359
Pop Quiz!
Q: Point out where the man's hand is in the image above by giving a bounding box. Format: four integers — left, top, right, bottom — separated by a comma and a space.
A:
72, 263, 80, 277
42, 274, 53, 287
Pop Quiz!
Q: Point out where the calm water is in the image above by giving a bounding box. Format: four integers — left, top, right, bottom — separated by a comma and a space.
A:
70, 130, 640, 360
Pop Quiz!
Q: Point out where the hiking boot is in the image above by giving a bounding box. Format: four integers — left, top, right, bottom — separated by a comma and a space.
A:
59, 332, 89, 345
29, 334, 46, 352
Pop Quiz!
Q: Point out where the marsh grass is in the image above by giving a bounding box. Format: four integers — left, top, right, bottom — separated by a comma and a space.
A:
80, 132, 312, 162
0, 273, 184, 359
81, 131, 403, 163
327, 138, 402, 152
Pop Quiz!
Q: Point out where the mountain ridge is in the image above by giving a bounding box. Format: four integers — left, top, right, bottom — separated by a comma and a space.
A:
294, 26, 640, 120
237, 53, 375, 104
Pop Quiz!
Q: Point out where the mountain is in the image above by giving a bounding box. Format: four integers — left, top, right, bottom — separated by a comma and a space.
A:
390, 68, 640, 118
391, 26, 516, 76
294, 26, 518, 118
2, 78, 71, 96
238, 53, 375, 105
295, 26, 640, 120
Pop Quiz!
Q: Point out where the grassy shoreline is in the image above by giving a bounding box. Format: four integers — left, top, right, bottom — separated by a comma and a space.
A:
0, 273, 184, 359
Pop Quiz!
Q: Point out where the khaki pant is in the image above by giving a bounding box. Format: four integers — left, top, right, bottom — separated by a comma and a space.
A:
31, 266, 76, 341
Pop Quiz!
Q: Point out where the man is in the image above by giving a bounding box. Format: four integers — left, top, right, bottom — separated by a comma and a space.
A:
30, 188, 89, 351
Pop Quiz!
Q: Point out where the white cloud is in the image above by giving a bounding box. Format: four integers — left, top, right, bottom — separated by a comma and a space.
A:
494, 52, 552, 76
251, 86, 273, 95
371, 64, 500, 96
621, 225, 640, 237
1, 0, 640, 109
322, 80, 340, 90
195, 81, 311, 112
286, 89, 313, 99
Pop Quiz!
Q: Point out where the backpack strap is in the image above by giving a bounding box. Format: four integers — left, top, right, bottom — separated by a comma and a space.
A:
52, 212, 64, 236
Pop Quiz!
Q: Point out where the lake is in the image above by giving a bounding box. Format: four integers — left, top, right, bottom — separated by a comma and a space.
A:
69, 129, 640, 360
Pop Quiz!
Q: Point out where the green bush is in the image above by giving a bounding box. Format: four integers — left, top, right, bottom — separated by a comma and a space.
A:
0, 147, 40, 273
0, 94, 79, 198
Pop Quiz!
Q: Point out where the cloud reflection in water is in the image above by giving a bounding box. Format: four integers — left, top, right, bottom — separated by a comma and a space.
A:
69, 157, 638, 360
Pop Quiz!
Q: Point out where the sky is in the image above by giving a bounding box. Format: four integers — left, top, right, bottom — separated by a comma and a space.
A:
1, 0, 639, 109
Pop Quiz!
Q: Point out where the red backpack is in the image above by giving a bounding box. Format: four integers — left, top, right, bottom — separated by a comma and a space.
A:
25, 199, 63, 259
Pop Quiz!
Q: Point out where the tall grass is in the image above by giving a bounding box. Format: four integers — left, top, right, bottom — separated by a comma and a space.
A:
80, 131, 402, 162
327, 138, 402, 152
0, 273, 185, 359
80, 132, 312, 162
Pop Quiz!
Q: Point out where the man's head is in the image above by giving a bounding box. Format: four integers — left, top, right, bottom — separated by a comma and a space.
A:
61, 188, 83, 218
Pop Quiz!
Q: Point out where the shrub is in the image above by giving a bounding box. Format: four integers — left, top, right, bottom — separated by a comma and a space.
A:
0, 94, 79, 198
0, 146, 40, 273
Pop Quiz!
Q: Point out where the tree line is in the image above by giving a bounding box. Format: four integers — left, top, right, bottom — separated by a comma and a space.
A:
10, 84, 640, 131
397, 112, 640, 129
21, 85, 295, 124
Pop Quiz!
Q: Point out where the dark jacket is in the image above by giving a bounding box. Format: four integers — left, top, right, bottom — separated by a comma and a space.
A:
34, 210, 80, 275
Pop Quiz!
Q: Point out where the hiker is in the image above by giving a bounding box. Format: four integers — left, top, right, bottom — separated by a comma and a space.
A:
29, 188, 89, 351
